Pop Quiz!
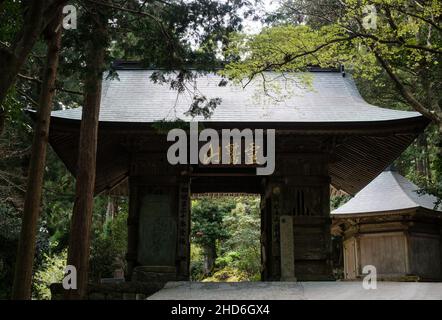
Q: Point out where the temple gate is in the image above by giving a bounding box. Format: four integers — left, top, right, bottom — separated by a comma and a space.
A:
45, 63, 429, 282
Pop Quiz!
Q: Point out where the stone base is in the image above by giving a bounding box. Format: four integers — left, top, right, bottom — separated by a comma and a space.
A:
49, 281, 165, 300
281, 277, 297, 281
131, 266, 178, 282
295, 260, 334, 281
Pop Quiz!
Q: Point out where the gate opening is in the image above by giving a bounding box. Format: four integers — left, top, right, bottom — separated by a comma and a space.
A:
190, 194, 261, 282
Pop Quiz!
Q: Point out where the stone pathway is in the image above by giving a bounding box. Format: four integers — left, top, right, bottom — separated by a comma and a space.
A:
148, 281, 442, 300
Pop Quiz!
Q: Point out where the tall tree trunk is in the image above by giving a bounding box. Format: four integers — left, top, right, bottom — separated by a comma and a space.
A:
203, 243, 217, 275
11, 10, 63, 300
0, 1, 67, 134
64, 5, 107, 300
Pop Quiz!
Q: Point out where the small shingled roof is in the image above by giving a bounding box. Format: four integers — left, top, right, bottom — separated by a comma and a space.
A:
51, 70, 423, 123
332, 168, 442, 215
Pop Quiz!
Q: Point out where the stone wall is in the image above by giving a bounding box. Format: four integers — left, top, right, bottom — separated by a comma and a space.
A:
50, 281, 165, 300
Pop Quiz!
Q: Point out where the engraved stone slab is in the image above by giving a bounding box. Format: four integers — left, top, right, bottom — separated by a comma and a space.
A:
137, 194, 177, 267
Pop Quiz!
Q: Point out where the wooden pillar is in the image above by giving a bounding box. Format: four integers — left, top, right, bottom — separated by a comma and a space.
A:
260, 194, 269, 280
270, 185, 282, 279
261, 182, 282, 280
263, 146, 334, 281
176, 180, 191, 279
126, 177, 139, 279
437, 221, 442, 280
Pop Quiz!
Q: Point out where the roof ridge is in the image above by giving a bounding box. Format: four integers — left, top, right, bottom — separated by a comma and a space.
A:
111, 60, 343, 73
390, 171, 421, 208
392, 171, 442, 212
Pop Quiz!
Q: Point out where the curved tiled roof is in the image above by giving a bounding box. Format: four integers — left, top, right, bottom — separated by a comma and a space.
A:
45, 68, 429, 195
332, 169, 442, 215
51, 70, 422, 123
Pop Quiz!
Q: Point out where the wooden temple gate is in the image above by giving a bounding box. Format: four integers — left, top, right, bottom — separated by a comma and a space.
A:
45, 65, 429, 284
120, 132, 337, 282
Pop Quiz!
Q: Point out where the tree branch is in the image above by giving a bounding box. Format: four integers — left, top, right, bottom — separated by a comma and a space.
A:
349, 31, 442, 55
17, 73, 83, 95
84, 0, 176, 51
388, 4, 442, 33
373, 50, 438, 122
16, 89, 39, 107
244, 35, 357, 85
84, 0, 161, 22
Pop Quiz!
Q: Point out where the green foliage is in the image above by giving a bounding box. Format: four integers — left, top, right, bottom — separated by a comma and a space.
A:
0, 1, 22, 45
190, 243, 205, 281
202, 266, 252, 282
224, 0, 442, 124
0, 202, 20, 298
32, 249, 67, 300
222, 198, 261, 277
330, 194, 352, 211
190, 196, 261, 282
0, 119, 36, 298
40, 149, 76, 252
0, 124, 129, 294
191, 197, 236, 248
216, 251, 241, 269
89, 209, 128, 281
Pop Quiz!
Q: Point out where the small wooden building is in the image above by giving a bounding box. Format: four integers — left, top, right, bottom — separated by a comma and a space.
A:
332, 168, 442, 281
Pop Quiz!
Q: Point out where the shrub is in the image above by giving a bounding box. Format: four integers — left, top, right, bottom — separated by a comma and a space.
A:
89, 211, 128, 281
33, 249, 67, 300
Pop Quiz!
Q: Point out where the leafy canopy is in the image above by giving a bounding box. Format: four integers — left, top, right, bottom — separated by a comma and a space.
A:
223, 0, 442, 122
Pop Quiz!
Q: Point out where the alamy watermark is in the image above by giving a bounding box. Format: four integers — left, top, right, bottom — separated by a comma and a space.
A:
62, 5, 77, 30
362, 265, 377, 290
62, 265, 77, 290
362, 5, 378, 30
167, 122, 276, 175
